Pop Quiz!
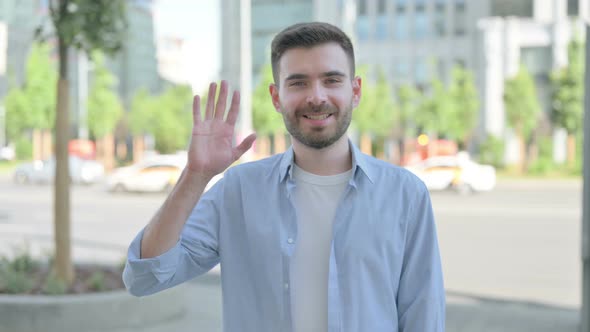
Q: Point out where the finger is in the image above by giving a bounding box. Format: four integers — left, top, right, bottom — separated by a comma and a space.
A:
205, 82, 217, 120
232, 133, 257, 161
214, 80, 228, 120
226, 90, 241, 126
192, 95, 201, 125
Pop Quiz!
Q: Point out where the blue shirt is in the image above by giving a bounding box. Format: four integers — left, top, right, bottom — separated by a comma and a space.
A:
123, 142, 445, 332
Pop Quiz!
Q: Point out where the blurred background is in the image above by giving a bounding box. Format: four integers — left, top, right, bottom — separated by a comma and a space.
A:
0, 0, 587, 331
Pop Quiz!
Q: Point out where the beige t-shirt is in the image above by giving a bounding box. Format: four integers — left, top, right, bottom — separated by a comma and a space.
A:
290, 164, 352, 332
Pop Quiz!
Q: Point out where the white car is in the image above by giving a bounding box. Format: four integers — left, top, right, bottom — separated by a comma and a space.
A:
107, 155, 223, 193
13, 156, 105, 185
107, 155, 186, 193
405, 154, 496, 194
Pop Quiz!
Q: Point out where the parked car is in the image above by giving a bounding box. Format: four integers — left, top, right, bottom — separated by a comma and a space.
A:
0, 145, 15, 161
404, 154, 496, 194
107, 155, 224, 193
107, 155, 185, 193
13, 156, 105, 185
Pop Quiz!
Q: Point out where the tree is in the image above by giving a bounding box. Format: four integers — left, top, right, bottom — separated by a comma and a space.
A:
352, 66, 395, 156
551, 37, 585, 165
4, 42, 57, 159
394, 84, 419, 163
252, 65, 284, 136
447, 66, 480, 150
415, 78, 454, 138
46, 0, 127, 284
252, 65, 285, 155
151, 85, 193, 153
87, 51, 124, 172
130, 85, 193, 154
504, 65, 540, 171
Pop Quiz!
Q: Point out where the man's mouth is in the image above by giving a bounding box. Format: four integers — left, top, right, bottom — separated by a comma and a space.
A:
303, 113, 332, 120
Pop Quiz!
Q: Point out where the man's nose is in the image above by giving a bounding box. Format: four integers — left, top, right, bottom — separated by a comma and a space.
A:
306, 83, 327, 106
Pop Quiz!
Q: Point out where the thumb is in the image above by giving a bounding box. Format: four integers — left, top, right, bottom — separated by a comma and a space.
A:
232, 133, 257, 161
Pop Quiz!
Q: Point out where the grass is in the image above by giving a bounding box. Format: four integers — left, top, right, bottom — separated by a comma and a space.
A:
496, 165, 583, 180
0, 160, 18, 175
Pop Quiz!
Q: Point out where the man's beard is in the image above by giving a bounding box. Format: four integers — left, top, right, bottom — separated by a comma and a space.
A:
281, 103, 352, 150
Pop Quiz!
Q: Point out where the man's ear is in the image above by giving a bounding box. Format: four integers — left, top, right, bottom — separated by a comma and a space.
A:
352, 76, 362, 108
269, 83, 282, 113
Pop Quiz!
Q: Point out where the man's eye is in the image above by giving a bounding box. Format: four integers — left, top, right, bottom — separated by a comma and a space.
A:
290, 81, 306, 87
326, 78, 341, 84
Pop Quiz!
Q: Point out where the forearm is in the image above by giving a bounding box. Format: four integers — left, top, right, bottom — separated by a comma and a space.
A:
140, 169, 213, 258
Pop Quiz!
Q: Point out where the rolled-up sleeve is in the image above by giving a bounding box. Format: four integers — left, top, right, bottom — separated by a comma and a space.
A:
397, 183, 445, 331
123, 179, 224, 297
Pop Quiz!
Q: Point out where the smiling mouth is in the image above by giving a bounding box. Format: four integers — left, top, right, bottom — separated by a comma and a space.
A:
303, 114, 332, 120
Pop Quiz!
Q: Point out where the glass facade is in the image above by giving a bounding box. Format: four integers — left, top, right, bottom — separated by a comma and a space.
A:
491, 0, 533, 18
453, 0, 466, 36
414, 5, 429, 39
434, 2, 446, 37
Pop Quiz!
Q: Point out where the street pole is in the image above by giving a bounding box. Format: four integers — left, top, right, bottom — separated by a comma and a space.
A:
581, 23, 590, 332
78, 50, 88, 139
239, 0, 253, 161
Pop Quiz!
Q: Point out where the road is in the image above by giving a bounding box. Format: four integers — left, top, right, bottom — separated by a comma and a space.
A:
0, 174, 582, 310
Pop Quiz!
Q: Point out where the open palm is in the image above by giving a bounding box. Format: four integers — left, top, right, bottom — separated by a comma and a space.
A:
187, 81, 256, 177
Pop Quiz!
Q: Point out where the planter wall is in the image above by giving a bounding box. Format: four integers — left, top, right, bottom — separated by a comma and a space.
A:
0, 283, 189, 332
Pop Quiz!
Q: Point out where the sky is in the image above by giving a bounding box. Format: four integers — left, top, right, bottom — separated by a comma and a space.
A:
152, 0, 221, 93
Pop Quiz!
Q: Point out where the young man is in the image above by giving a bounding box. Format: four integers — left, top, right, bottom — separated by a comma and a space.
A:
123, 22, 445, 331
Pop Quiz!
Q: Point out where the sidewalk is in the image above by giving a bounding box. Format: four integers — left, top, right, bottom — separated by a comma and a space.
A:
155, 274, 579, 332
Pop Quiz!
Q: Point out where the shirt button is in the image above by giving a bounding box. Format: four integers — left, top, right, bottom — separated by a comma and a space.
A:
284, 283, 289, 290
287, 238, 294, 244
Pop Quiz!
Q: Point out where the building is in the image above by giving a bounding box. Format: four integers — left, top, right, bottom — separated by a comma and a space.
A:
0, 0, 41, 98
156, 35, 189, 85
107, 0, 160, 108
222, 0, 589, 162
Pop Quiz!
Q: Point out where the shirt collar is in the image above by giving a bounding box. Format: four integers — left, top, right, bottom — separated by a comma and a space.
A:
278, 139, 375, 184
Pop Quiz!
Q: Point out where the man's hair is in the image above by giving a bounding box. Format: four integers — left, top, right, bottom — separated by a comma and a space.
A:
270, 22, 355, 85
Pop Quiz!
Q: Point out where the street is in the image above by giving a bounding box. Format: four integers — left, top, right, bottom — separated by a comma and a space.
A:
0, 173, 582, 310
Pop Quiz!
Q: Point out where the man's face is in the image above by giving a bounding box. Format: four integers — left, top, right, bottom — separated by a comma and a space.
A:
270, 43, 361, 150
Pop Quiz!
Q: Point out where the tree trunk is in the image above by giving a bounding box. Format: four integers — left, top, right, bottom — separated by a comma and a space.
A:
54, 78, 73, 283
116, 140, 127, 161
567, 134, 576, 166
133, 135, 144, 164
54, 36, 73, 284
273, 132, 286, 154
255, 135, 270, 158
42, 129, 52, 160
360, 133, 372, 155
102, 134, 115, 172
33, 129, 42, 160
518, 134, 526, 174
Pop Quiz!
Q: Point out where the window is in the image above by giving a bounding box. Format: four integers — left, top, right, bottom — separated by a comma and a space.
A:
491, 0, 533, 17
396, 0, 407, 12
415, 57, 428, 83
434, 3, 446, 37
358, 0, 367, 16
453, 0, 466, 36
394, 58, 410, 80
376, 15, 389, 40
568, 0, 579, 16
414, 6, 429, 39
394, 11, 409, 40
378, 0, 387, 14
357, 16, 370, 41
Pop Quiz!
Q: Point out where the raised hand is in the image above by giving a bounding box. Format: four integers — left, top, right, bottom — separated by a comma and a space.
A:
186, 80, 256, 178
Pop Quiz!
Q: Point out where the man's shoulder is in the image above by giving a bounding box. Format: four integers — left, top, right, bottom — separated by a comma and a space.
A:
225, 153, 284, 180
358, 152, 427, 193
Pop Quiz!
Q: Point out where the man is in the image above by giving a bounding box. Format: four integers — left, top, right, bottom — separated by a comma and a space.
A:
123, 22, 445, 332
